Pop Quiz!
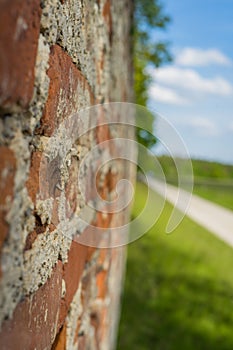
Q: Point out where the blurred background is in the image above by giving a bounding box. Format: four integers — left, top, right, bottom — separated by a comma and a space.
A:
117, 0, 233, 349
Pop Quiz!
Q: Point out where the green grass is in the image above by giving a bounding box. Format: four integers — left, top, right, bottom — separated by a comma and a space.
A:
155, 155, 233, 210
193, 184, 233, 211
157, 155, 233, 180
117, 182, 233, 350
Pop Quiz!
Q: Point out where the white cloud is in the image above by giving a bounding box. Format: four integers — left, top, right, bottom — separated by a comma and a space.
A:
153, 66, 233, 96
176, 48, 232, 67
149, 85, 189, 105
229, 122, 233, 132
174, 116, 219, 137
189, 117, 219, 136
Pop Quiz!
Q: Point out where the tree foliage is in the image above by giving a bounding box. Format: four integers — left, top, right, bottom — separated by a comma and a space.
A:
133, 0, 172, 148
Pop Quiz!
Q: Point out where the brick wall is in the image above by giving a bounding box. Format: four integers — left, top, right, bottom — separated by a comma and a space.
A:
0, 1, 134, 349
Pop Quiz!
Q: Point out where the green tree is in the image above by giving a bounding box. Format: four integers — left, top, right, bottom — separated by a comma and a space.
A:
133, 0, 172, 149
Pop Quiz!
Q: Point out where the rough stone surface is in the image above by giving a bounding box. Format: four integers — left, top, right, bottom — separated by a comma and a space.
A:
0, 0, 134, 349
0, 0, 41, 111
38, 44, 94, 137
0, 262, 63, 350
58, 241, 88, 330
0, 148, 16, 257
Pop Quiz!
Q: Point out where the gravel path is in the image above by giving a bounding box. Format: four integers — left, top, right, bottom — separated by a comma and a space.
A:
148, 177, 233, 248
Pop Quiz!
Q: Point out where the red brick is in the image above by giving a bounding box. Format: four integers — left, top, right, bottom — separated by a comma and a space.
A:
102, 0, 112, 42
52, 324, 67, 350
96, 123, 110, 145
98, 248, 110, 266
0, 147, 16, 261
0, 262, 63, 350
90, 305, 108, 349
0, 0, 41, 110
96, 168, 118, 201
86, 246, 97, 262
38, 45, 94, 137
24, 229, 38, 251
96, 211, 113, 229
26, 151, 42, 204
26, 151, 62, 204
25, 150, 61, 242
96, 269, 108, 298
98, 307, 108, 344
24, 222, 55, 251
73, 318, 82, 345
58, 241, 88, 329
65, 157, 79, 219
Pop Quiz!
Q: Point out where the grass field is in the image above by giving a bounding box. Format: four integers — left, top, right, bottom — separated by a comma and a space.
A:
117, 182, 233, 350
157, 155, 233, 180
193, 184, 233, 211
156, 155, 233, 211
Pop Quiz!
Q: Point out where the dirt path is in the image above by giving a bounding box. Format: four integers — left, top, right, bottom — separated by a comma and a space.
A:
148, 177, 233, 248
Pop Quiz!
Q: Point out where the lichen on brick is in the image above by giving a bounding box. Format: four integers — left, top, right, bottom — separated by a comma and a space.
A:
0, 1, 134, 348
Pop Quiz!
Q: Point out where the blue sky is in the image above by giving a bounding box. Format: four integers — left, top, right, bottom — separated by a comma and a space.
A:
148, 0, 233, 164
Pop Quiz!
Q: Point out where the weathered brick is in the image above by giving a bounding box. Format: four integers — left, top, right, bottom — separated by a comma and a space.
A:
26, 151, 63, 204
26, 151, 42, 204
0, 262, 63, 350
58, 241, 88, 329
96, 122, 110, 145
90, 305, 108, 349
65, 157, 79, 219
0, 147, 16, 259
96, 211, 113, 229
96, 269, 108, 298
52, 324, 67, 350
103, 0, 112, 40
0, 0, 41, 110
98, 247, 110, 266
38, 45, 94, 137
25, 150, 61, 240
87, 246, 97, 262
24, 229, 38, 251
0, 1, 133, 349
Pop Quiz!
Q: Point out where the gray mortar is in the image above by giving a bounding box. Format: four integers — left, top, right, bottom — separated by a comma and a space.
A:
23, 227, 71, 294
66, 283, 84, 350
27, 34, 50, 134
0, 134, 34, 324
0, 33, 51, 325
40, 0, 112, 101
0, 3, 133, 345
66, 260, 100, 350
